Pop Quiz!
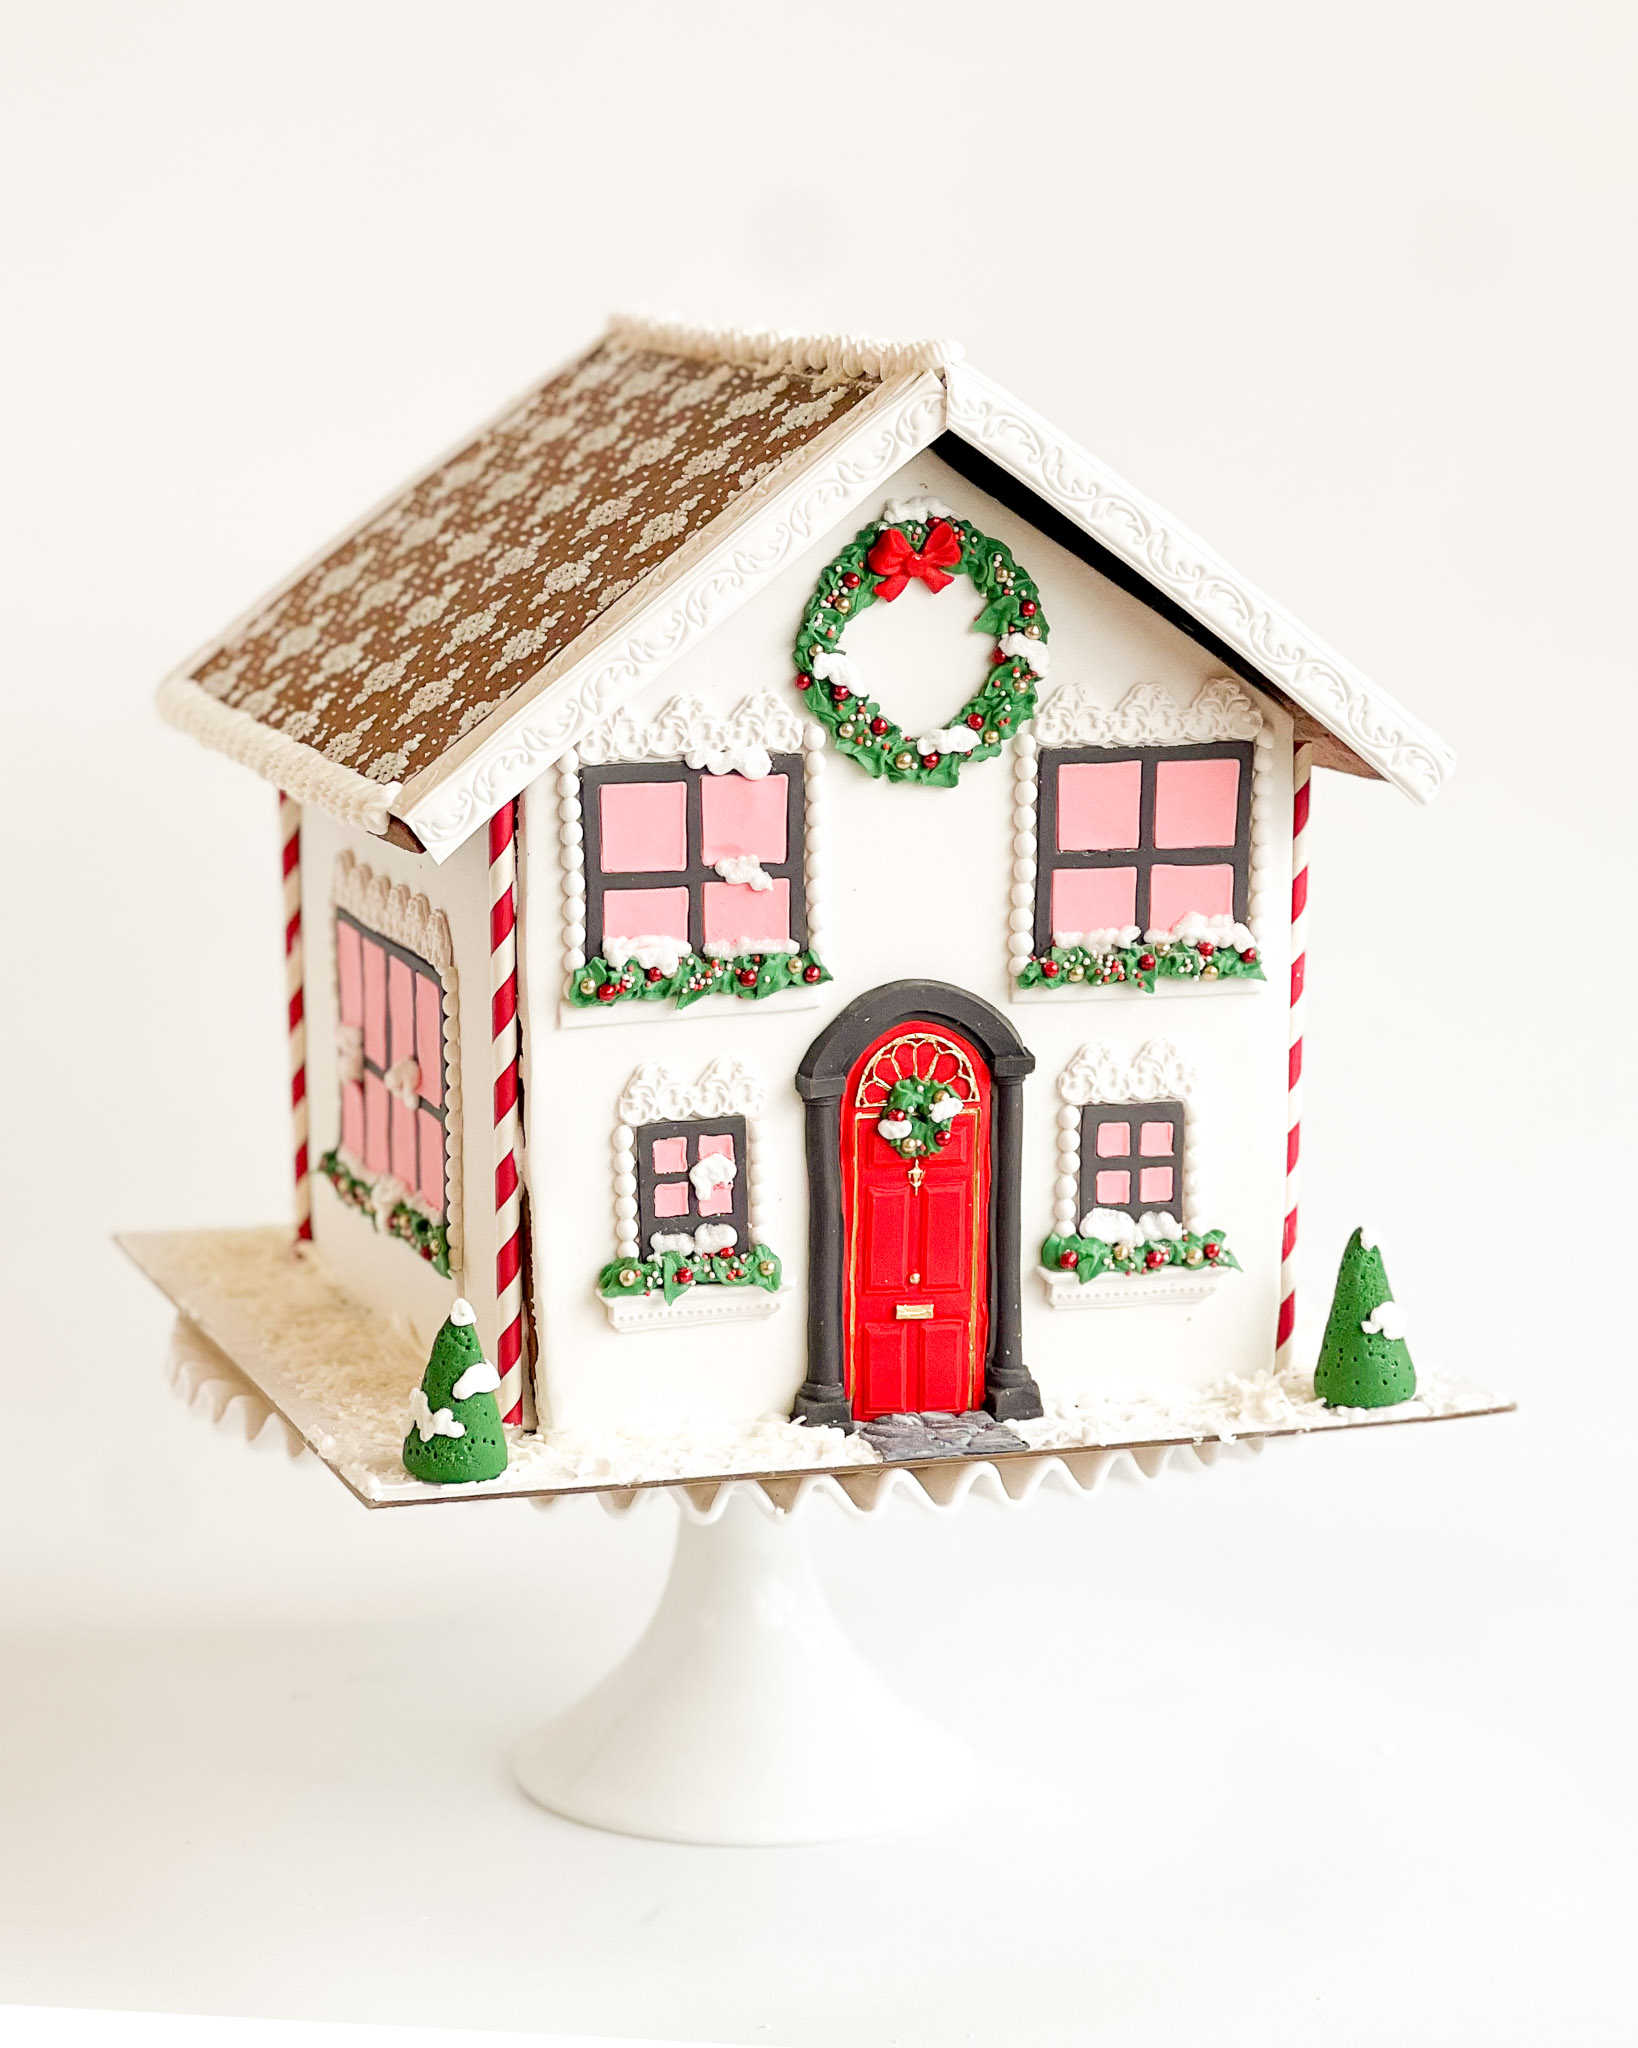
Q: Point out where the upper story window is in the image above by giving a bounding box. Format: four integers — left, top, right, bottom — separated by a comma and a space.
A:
571, 756, 830, 1009
1034, 741, 1254, 953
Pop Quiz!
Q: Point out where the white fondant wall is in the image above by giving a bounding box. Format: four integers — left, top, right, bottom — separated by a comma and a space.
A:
519, 447, 1295, 1430
300, 809, 498, 1363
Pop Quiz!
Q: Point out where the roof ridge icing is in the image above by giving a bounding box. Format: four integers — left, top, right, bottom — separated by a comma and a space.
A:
606, 313, 963, 385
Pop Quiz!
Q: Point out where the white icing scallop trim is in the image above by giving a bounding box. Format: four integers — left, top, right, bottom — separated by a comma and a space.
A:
330, 854, 463, 1271
606, 314, 962, 385
560, 694, 828, 1009
1053, 1039, 1206, 1239
1008, 678, 1274, 990
611, 1059, 769, 1264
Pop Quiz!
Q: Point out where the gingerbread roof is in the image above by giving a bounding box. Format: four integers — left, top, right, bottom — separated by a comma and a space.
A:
159, 319, 1453, 857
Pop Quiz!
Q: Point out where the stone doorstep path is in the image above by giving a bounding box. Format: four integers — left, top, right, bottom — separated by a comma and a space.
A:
856, 1410, 1029, 1462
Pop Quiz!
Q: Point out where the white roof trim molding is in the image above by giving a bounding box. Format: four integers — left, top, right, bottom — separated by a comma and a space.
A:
156, 674, 402, 833
399, 367, 948, 861
943, 363, 1455, 804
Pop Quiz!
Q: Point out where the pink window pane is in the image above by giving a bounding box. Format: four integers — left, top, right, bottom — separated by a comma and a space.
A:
601, 886, 691, 948
415, 973, 443, 1107
653, 1180, 691, 1218
337, 922, 364, 1029
363, 1073, 390, 1174
1153, 757, 1240, 848
1139, 1166, 1175, 1204
698, 1184, 733, 1216
390, 1093, 418, 1186
1095, 1121, 1131, 1158
698, 1132, 735, 1161
599, 780, 688, 873
418, 1110, 446, 1214
703, 878, 791, 955
1147, 864, 1236, 933
341, 1080, 365, 1158
1057, 760, 1141, 851
1139, 1121, 1175, 1157
1094, 1170, 1130, 1206
388, 956, 415, 1069
1050, 866, 1137, 939
700, 773, 788, 864
362, 937, 387, 1067
652, 1137, 688, 1174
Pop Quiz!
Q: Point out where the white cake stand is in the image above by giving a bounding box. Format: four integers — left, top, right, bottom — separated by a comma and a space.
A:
168, 1314, 1250, 1845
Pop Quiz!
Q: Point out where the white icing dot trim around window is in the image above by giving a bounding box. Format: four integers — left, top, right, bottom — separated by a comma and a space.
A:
1008, 678, 1274, 996
1042, 1039, 1222, 1311
610, 1056, 770, 1261
558, 691, 828, 1023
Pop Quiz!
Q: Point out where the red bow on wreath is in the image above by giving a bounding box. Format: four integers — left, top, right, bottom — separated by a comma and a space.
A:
866, 519, 962, 602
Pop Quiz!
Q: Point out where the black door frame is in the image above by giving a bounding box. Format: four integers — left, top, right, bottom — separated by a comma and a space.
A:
791, 980, 1042, 1430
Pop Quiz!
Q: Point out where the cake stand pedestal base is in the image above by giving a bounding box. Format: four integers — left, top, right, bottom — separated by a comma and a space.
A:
515, 1484, 973, 1845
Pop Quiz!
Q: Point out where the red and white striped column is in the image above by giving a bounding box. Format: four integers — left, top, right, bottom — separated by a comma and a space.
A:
280, 793, 312, 1244
489, 801, 526, 1424
1276, 745, 1312, 1368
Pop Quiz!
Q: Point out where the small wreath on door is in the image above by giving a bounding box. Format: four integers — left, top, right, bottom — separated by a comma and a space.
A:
792, 498, 1052, 787
875, 1074, 967, 1161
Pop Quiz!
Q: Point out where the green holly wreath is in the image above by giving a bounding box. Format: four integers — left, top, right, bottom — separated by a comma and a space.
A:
874, 1074, 968, 1161
792, 501, 1051, 786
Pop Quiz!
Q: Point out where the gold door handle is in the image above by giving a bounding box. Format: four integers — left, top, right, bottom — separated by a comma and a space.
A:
895, 1302, 934, 1320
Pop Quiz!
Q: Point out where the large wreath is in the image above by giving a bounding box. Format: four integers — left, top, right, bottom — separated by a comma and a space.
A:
792, 498, 1052, 787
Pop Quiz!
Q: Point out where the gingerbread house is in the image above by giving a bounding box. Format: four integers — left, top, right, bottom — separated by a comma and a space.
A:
132, 317, 1487, 1498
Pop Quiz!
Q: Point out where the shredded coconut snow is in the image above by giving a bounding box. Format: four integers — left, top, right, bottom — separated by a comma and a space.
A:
124, 1231, 1507, 1505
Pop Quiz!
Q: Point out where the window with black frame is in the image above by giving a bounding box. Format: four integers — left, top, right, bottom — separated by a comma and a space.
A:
1077, 1100, 1185, 1232
634, 1115, 750, 1257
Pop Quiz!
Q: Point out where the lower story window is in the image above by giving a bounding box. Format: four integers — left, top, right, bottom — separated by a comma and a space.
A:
637, 1116, 749, 1256
1079, 1100, 1184, 1233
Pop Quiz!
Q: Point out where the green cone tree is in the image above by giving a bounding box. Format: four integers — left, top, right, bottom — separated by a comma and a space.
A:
401, 1299, 509, 1484
1313, 1228, 1417, 1409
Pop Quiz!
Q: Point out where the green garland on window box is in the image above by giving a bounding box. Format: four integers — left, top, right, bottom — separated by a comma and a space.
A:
319, 1147, 451, 1277
1042, 1225, 1239, 1282
873, 1074, 967, 1162
1017, 936, 1264, 994
598, 1244, 784, 1306
569, 947, 830, 1011
791, 511, 1050, 787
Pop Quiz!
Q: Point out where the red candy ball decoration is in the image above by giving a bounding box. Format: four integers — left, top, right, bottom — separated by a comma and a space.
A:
1058, 1248, 1079, 1269
1041, 960, 1060, 978
870, 716, 888, 735
803, 963, 823, 984
596, 982, 617, 1002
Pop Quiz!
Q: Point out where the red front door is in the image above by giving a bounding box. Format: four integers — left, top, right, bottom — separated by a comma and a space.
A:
842, 1020, 992, 1420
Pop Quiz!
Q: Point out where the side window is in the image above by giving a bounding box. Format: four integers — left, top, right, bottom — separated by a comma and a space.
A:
1034, 742, 1253, 951
324, 856, 457, 1277
582, 759, 807, 978
636, 1116, 749, 1256
1078, 1100, 1184, 1234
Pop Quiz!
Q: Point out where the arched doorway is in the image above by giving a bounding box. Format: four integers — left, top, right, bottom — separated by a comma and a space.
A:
791, 981, 1041, 1431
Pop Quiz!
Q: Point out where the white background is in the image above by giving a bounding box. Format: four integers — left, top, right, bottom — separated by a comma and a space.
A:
2, 2, 1634, 2043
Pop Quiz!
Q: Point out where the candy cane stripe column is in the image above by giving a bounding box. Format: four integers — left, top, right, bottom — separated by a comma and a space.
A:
1276, 745, 1312, 1367
490, 801, 526, 1424
280, 792, 312, 1243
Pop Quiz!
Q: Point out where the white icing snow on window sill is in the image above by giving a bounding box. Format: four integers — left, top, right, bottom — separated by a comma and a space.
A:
1036, 1264, 1225, 1311
601, 1286, 787, 1336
